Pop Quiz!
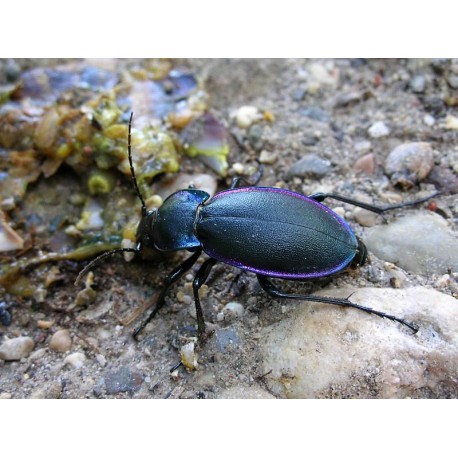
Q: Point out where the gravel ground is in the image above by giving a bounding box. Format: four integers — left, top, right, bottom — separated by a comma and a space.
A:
1, 58, 457, 399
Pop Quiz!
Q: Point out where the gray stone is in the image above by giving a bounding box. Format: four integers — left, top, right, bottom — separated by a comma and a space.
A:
248, 123, 264, 151
261, 287, 458, 398
105, 366, 143, 394
286, 154, 332, 179
300, 106, 330, 123
410, 75, 426, 93
0, 336, 34, 361
447, 74, 458, 89
215, 328, 240, 353
427, 166, 458, 194
365, 213, 458, 275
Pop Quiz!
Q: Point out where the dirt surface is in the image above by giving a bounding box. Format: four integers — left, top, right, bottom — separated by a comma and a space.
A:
1, 58, 457, 399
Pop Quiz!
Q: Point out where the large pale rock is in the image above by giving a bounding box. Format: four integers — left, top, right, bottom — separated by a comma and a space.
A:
261, 287, 458, 398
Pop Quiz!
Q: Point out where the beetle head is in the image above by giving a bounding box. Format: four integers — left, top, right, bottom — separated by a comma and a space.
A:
135, 209, 157, 250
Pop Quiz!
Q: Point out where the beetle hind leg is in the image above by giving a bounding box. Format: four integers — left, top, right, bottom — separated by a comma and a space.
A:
308, 191, 440, 215
257, 275, 418, 333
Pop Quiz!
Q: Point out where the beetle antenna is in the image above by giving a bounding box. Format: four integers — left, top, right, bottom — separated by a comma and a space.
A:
127, 112, 147, 216
74, 248, 139, 286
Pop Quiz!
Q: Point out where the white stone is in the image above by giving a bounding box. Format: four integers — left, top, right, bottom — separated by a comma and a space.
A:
261, 287, 458, 398
0, 336, 34, 361
368, 121, 390, 138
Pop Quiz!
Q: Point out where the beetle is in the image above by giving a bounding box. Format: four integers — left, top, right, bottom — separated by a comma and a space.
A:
76, 113, 438, 341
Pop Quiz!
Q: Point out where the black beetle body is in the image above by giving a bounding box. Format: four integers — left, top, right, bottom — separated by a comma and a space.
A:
77, 114, 439, 341
195, 187, 365, 279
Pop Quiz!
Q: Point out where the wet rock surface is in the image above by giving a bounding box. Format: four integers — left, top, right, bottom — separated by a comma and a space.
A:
1, 58, 457, 399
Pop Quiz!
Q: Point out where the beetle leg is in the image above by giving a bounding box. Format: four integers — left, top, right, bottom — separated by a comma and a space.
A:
256, 275, 418, 333
132, 249, 202, 339
308, 191, 440, 214
192, 257, 218, 342
230, 162, 264, 189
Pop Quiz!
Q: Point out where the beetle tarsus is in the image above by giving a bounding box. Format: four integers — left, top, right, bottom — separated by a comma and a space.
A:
257, 275, 418, 333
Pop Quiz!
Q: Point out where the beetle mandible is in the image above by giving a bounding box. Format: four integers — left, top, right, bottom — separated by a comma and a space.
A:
76, 113, 438, 341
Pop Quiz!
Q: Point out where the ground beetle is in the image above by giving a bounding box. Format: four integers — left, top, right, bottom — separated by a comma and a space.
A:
77, 113, 438, 341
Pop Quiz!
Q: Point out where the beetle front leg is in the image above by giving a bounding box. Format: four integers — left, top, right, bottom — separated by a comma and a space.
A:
308, 191, 440, 214
132, 249, 202, 339
192, 257, 218, 343
256, 275, 418, 333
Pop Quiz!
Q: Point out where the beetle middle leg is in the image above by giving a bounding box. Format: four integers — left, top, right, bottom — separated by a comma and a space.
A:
308, 191, 440, 214
256, 275, 418, 333
132, 249, 202, 339
192, 257, 218, 342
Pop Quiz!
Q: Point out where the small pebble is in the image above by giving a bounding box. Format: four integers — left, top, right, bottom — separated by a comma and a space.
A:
427, 166, 458, 194
332, 206, 345, 218
29, 382, 62, 399
259, 150, 278, 164
409, 74, 426, 93
302, 135, 320, 146
385, 142, 434, 188
447, 74, 458, 89
29, 348, 47, 361
96, 354, 107, 367
221, 302, 245, 319
300, 106, 330, 123
286, 154, 332, 179
368, 121, 390, 138
248, 123, 264, 151
63, 352, 86, 369
354, 208, 378, 227
33, 287, 47, 303
180, 341, 198, 370
49, 329, 72, 353
37, 319, 54, 329
354, 153, 376, 175
292, 89, 306, 101
188, 304, 197, 319
308, 62, 339, 87
354, 140, 372, 153
423, 114, 435, 126
0, 336, 34, 361
233, 106, 261, 129
445, 115, 458, 130
232, 162, 245, 175
333, 90, 368, 108
0, 392, 12, 399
